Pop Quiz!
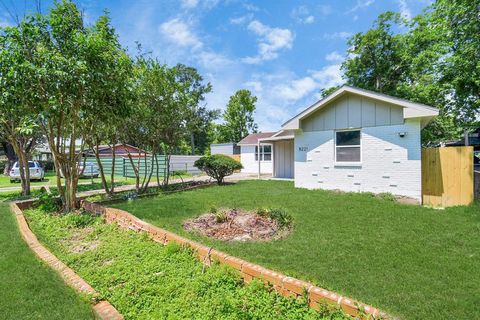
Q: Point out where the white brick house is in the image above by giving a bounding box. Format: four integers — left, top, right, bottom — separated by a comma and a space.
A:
249, 86, 439, 201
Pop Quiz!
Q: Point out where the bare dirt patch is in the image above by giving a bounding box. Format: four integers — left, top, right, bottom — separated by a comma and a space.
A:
183, 208, 290, 242
61, 227, 100, 253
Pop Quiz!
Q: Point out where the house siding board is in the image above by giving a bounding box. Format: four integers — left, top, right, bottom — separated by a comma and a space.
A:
301, 94, 405, 132
241, 145, 273, 174
295, 119, 422, 200
274, 140, 294, 179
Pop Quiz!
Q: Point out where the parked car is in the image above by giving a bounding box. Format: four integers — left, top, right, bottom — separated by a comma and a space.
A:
10, 161, 45, 182
79, 162, 100, 178
58, 162, 100, 178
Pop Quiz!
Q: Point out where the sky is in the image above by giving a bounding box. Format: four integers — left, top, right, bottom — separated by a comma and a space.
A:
0, 0, 433, 131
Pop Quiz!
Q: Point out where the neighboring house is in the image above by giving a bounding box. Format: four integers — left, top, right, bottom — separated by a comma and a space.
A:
252, 85, 439, 201
86, 144, 148, 158
237, 132, 277, 174
210, 143, 240, 156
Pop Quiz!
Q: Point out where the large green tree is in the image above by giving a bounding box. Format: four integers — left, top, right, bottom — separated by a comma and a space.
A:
218, 89, 258, 143
341, 1, 480, 145
0, 17, 44, 195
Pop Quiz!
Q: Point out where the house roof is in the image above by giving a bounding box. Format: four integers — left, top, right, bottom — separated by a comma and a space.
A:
282, 85, 439, 130
237, 132, 277, 145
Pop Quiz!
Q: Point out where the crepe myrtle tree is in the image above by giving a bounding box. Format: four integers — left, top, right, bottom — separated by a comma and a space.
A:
195, 154, 242, 185
0, 17, 44, 196
33, 1, 133, 211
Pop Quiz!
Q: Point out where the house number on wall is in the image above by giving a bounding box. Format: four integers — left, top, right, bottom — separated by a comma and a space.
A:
298, 146, 308, 152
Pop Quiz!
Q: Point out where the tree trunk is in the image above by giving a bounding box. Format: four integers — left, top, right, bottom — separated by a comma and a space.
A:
1, 142, 17, 175
93, 141, 110, 195
9, 138, 31, 196
109, 145, 116, 194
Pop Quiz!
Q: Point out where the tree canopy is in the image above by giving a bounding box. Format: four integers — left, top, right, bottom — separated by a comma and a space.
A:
341, 0, 480, 145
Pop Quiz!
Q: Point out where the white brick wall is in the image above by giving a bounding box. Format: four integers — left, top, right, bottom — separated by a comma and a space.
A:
241, 145, 273, 174
294, 119, 422, 200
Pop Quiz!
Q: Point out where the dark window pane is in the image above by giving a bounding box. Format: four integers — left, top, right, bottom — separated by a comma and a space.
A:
336, 147, 360, 162
336, 131, 360, 146
28, 162, 36, 168
255, 146, 259, 161
264, 153, 271, 161
263, 145, 272, 153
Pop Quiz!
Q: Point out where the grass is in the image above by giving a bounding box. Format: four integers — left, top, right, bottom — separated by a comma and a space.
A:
0, 203, 93, 320
0, 171, 138, 189
24, 208, 349, 320
0, 181, 130, 202
111, 180, 480, 320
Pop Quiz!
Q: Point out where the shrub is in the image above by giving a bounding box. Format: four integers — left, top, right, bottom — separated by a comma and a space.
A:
256, 207, 293, 228
214, 210, 227, 223
36, 192, 60, 213
194, 154, 242, 185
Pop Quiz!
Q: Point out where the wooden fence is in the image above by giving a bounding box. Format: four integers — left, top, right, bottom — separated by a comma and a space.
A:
422, 147, 474, 207
229, 154, 241, 162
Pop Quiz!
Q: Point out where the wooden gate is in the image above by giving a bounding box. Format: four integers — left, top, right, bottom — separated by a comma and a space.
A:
422, 147, 474, 207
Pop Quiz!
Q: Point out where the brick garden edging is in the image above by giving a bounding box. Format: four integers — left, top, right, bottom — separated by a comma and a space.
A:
10, 201, 124, 320
81, 200, 388, 319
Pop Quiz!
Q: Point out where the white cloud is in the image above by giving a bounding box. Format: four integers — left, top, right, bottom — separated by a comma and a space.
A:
397, 0, 412, 20
244, 81, 263, 93
310, 64, 343, 89
242, 20, 294, 64
230, 13, 253, 25
347, 0, 375, 13
181, 0, 219, 10
322, 31, 353, 40
159, 18, 203, 49
243, 3, 259, 12
317, 5, 333, 16
325, 51, 343, 62
291, 6, 315, 24
181, 0, 198, 9
273, 77, 318, 101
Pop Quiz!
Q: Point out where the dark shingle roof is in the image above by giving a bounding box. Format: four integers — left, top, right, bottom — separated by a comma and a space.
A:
237, 132, 277, 145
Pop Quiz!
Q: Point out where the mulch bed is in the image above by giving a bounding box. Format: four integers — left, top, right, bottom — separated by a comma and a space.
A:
183, 208, 285, 242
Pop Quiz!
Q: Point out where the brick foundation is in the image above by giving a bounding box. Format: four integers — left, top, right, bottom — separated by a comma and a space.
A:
82, 200, 387, 319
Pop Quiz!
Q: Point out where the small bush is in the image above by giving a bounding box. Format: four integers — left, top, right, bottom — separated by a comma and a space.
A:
255, 207, 293, 228
209, 205, 218, 214
214, 210, 227, 223
36, 192, 59, 213
194, 155, 242, 185
64, 211, 96, 228
268, 208, 293, 228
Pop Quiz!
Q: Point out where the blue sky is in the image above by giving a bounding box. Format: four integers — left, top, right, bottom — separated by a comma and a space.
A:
0, 0, 432, 131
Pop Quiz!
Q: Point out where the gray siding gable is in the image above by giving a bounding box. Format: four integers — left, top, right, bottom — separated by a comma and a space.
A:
301, 93, 404, 132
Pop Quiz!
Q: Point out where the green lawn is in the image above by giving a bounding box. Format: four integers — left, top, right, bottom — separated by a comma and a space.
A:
0, 203, 93, 320
111, 180, 480, 320
0, 171, 137, 189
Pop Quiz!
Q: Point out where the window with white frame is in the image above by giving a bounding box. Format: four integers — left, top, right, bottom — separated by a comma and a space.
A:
255, 145, 272, 161
335, 130, 361, 163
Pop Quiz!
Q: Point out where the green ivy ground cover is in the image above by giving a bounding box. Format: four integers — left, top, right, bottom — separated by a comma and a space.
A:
24, 209, 350, 320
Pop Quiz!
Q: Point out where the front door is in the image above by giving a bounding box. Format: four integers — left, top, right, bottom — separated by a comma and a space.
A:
274, 140, 294, 179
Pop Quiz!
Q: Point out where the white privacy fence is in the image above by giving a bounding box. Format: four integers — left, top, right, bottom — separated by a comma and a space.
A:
169, 155, 202, 175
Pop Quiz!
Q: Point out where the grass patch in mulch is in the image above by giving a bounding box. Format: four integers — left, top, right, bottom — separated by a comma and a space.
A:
24, 208, 350, 320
